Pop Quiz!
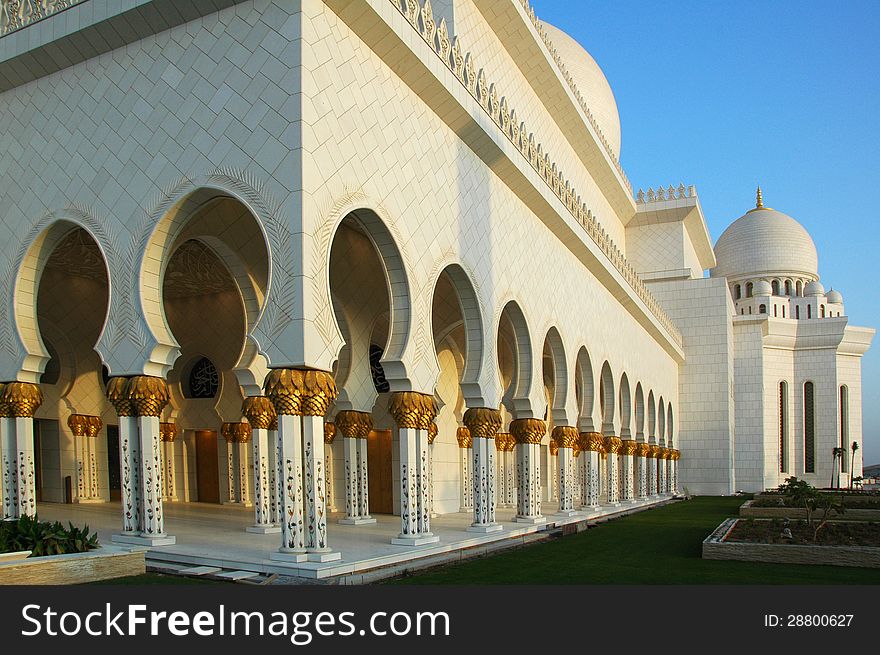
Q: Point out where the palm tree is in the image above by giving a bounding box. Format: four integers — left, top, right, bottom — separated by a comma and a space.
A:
830, 447, 839, 489
850, 442, 859, 489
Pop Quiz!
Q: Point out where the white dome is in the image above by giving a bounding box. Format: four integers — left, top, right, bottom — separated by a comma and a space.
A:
752, 280, 772, 296
804, 281, 825, 296
711, 197, 818, 281
541, 22, 622, 157
827, 289, 843, 303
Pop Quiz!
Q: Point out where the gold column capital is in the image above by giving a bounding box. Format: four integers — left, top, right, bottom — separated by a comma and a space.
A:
549, 440, 559, 456
242, 395, 277, 430
494, 432, 511, 451
637, 442, 651, 457
551, 425, 579, 449
0, 382, 9, 418
159, 422, 178, 442
0, 382, 43, 418
324, 422, 336, 444
604, 436, 623, 455
264, 368, 338, 417
388, 391, 438, 430
221, 422, 253, 443
427, 422, 438, 445
581, 431, 606, 454
456, 426, 472, 449
105, 377, 133, 417
127, 376, 169, 417
334, 410, 374, 439
621, 439, 638, 456
68, 414, 103, 437
648, 445, 661, 459
462, 407, 502, 438
509, 418, 546, 444
269, 416, 278, 432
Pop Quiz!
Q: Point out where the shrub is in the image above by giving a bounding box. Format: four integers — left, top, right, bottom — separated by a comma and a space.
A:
776, 477, 845, 542
0, 515, 99, 557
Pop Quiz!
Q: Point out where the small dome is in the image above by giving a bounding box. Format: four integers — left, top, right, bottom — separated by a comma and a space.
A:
752, 280, 772, 296
827, 289, 843, 304
711, 190, 818, 282
540, 22, 622, 157
804, 281, 825, 296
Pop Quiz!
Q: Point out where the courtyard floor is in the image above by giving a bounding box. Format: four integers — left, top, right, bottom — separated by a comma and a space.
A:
36, 496, 673, 582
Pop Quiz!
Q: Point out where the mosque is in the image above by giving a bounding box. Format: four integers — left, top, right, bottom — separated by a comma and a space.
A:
0, 0, 872, 575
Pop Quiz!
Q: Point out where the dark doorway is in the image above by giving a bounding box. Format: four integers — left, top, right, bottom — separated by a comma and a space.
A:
367, 429, 393, 514
195, 430, 220, 503
106, 425, 120, 501
33, 420, 42, 503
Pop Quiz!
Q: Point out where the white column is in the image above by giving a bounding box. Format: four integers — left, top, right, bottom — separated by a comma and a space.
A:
457, 428, 473, 511
237, 441, 251, 506
225, 440, 237, 504
118, 416, 140, 534
75, 434, 87, 502
583, 449, 601, 508
556, 447, 576, 516
137, 415, 169, 540
269, 425, 280, 525
325, 447, 335, 513
659, 454, 668, 495
495, 440, 508, 508
515, 441, 544, 523
342, 436, 359, 522
468, 435, 500, 532
621, 443, 635, 502
415, 427, 431, 535
638, 451, 648, 498
272, 414, 307, 561
393, 426, 438, 544
671, 456, 678, 494
357, 437, 370, 519
87, 437, 99, 499
427, 441, 436, 517
550, 449, 559, 502
0, 416, 14, 519
505, 448, 516, 509
15, 417, 37, 518
247, 427, 278, 534
301, 415, 338, 562
606, 437, 621, 505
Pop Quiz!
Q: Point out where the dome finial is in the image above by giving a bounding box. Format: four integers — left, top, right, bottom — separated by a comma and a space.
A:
756, 185, 763, 209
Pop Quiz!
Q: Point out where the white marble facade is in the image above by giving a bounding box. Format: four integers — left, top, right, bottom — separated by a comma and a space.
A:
0, 0, 872, 560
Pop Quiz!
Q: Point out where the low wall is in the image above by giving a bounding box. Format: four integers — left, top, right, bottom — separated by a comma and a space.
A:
739, 500, 879, 520
0, 547, 145, 585
702, 518, 880, 569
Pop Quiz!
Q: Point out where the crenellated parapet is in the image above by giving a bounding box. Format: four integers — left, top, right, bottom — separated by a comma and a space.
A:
0, 0, 85, 37
389, 0, 683, 349
636, 184, 697, 204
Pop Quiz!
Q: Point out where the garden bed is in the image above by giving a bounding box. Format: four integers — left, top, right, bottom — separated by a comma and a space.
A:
702, 518, 880, 568
739, 499, 880, 520
0, 546, 145, 585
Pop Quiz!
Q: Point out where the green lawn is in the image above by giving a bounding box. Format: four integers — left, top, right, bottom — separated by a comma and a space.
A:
387, 496, 880, 584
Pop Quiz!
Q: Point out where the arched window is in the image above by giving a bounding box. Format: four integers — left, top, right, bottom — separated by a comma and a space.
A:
796, 280, 803, 296
369, 344, 391, 393
185, 357, 219, 398
840, 386, 849, 473
734, 284, 741, 300
782, 306, 786, 318
759, 304, 767, 314
749, 306, 753, 314
771, 280, 780, 295
807, 304, 812, 319
820, 305, 825, 318
773, 305, 778, 317
746, 282, 754, 298
779, 381, 788, 472
795, 305, 800, 320
804, 381, 815, 473
784, 280, 792, 296
740, 308, 744, 315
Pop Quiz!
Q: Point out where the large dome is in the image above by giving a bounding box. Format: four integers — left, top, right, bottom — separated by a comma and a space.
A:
711, 196, 818, 281
541, 22, 621, 157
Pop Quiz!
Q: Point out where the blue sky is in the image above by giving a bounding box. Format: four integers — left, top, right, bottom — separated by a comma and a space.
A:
530, 0, 880, 467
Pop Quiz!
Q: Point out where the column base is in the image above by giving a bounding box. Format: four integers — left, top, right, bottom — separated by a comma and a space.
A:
246, 525, 281, 534
466, 524, 503, 534
74, 498, 105, 504
514, 515, 546, 525
459, 506, 473, 513
112, 533, 176, 547
391, 534, 440, 546
553, 509, 578, 518
270, 550, 308, 563
338, 517, 377, 525
579, 505, 601, 512
307, 550, 342, 563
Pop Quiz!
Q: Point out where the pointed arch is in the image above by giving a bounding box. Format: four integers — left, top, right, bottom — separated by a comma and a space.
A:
599, 361, 615, 435
574, 346, 595, 432
634, 382, 645, 440
541, 327, 568, 423
619, 372, 632, 438
647, 390, 656, 440
497, 300, 533, 417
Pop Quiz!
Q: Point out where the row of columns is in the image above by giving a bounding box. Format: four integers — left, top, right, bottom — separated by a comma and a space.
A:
0, 382, 43, 520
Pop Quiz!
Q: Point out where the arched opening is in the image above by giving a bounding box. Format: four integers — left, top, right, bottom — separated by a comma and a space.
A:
784, 280, 792, 296
796, 305, 801, 320
807, 304, 812, 319
746, 282, 754, 298
666, 404, 674, 448
30, 225, 111, 504
497, 301, 533, 418
647, 390, 656, 440
771, 280, 780, 296
796, 280, 803, 296
779, 381, 789, 473
820, 304, 825, 318
598, 361, 615, 435
542, 328, 568, 426
734, 284, 741, 300
429, 264, 484, 514
618, 373, 632, 438
574, 347, 594, 432
839, 385, 849, 473
657, 397, 666, 445
759, 304, 767, 314
634, 383, 645, 440
804, 381, 815, 474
